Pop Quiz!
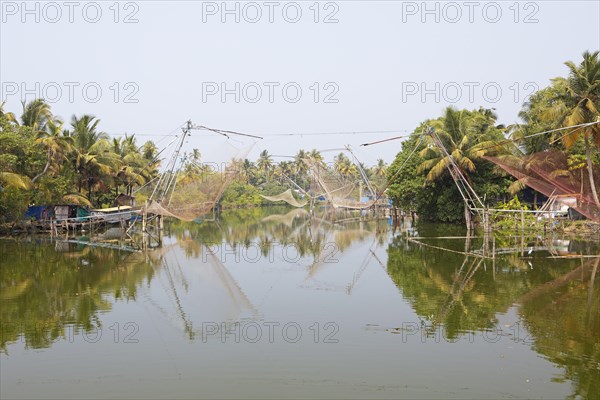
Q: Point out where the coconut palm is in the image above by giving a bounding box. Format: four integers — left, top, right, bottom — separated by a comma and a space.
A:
241, 159, 257, 184
308, 149, 325, 165
0, 101, 17, 125
274, 160, 294, 185
20, 99, 52, 132
32, 119, 74, 183
257, 149, 273, 180
294, 149, 309, 178
66, 115, 114, 205
109, 135, 149, 196
542, 51, 600, 206
334, 152, 358, 182
417, 107, 504, 182
0, 172, 32, 190
67, 114, 108, 153
372, 159, 388, 177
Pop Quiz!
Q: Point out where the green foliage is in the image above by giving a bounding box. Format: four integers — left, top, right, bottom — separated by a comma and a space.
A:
0, 100, 160, 220
387, 134, 425, 210
220, 181, 263, 208
0, 186, 29, 222
388, 109, 511, 223
496, 195, 530, 211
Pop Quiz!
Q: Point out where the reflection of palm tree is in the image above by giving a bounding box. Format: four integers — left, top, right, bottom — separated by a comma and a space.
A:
0, 241, 158, 351
518, 256, 599, 399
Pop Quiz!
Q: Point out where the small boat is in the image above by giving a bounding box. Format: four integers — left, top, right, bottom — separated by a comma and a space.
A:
91, 206, 133, 224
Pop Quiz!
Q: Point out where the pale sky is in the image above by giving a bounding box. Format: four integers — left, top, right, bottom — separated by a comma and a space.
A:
1, 0, 599, 165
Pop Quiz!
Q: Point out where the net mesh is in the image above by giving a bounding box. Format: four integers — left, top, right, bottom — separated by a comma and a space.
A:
145, 142, 252, 221
260, 189, 307, 208
304, 157, 386, 209
485, 150, 600, 223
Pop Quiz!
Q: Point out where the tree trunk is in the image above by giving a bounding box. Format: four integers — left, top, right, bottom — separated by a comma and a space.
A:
584, 135, 600, 207
32, 152, 51, 183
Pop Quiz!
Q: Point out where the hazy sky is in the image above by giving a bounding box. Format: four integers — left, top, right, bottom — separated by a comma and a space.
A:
1, 0, 599, 165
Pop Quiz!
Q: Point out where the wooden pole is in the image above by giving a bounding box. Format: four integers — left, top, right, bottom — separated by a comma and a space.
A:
465, 202, 472, 233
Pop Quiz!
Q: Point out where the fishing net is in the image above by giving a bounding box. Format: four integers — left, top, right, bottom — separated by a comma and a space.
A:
260, 189, 307, 208
145, 141, 253, 221
485, 150, 600, 223
303, 156, 385, 210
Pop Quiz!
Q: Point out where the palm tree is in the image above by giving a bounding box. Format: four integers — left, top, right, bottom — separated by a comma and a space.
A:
0, 101, 17, 125
334, 152, 357, 182
109, 135, 149, 196
274, 160, 294, 184
542, 51, 600, 206
32, 119, 74, 183
191, 149, 201, 164
373, 159, 388, 177
241, 159, 256, 184
257, 149, 273, 181
20, 99, 52, 132
308, 149, 325, 166
417, 107, 503, 182
66, 115, 113, 204
0, 172, 32, 190
67, 114, 108, 153
142, 141, 158, 161
294, 149, 309, 180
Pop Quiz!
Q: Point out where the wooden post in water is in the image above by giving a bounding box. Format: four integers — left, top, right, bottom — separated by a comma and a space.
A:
482, 208, 491, 258
464, 202, 472, 234
520, 209, 525, 256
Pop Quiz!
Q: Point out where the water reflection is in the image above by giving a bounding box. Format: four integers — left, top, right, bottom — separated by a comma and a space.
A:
386, 227, 599, 399
0, 238, 160, 351
1, 207, 598, 399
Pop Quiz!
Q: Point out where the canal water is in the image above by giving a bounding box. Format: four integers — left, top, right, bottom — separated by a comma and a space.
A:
1, 207, 598, 399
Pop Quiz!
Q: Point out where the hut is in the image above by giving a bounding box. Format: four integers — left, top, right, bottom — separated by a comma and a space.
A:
114, 194, 135, 207
25, 204, 90, 222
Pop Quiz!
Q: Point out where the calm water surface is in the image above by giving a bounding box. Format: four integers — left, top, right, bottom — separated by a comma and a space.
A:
1, 207, 599, 399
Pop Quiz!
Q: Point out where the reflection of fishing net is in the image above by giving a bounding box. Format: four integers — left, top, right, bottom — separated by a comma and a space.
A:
151, 244, 255, 337
146, 143, 252, 221
485, 151, 600, 222
261, 208, 309, 226
261, 189, 307, 207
